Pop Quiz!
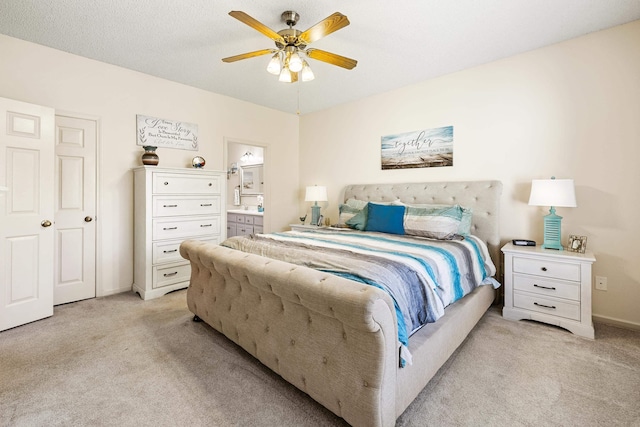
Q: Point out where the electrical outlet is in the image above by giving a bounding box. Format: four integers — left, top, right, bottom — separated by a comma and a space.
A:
595, 276, 608, 291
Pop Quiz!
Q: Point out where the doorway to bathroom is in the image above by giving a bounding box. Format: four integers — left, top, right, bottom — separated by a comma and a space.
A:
225, 139, 268, 234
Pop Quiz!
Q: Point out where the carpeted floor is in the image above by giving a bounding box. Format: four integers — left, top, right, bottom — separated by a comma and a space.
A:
1, 289, 639, 426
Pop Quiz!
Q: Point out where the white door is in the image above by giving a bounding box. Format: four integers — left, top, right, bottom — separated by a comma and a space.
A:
54, 115, 97, 305
0, 97, 55, 331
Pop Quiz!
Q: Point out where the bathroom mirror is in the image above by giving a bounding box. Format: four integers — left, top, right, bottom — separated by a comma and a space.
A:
240, 164, 263, 195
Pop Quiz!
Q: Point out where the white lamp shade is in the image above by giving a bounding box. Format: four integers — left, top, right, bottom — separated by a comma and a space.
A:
528, 178, 577, 207
288, 52, 303, 72
301, 61, 315, 82
266, 53, 281, 75
305, 185, 328, 202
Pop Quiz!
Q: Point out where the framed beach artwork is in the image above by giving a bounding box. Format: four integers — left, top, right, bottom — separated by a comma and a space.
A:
381, 125, 453, 170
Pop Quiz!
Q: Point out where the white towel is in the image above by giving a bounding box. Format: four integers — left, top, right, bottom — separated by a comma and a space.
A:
233, 187, 241, 206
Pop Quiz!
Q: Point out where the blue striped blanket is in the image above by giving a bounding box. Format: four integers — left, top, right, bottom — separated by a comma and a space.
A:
221, 228, 499, 366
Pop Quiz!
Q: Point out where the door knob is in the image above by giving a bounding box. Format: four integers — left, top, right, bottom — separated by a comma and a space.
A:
84, 216, 93, 222
41, 220, 52, 227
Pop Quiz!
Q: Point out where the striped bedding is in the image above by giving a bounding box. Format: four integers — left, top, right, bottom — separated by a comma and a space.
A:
221, 228, 500, 365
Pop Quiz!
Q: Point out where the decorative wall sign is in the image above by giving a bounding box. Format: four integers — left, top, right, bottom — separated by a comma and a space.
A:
381, 125, 453, 170
136, 115, 198, 151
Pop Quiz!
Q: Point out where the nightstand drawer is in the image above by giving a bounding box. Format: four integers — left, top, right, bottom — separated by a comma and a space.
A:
513, 274, 580, 301
513, 256, 580, 282
514, 292, 580, 321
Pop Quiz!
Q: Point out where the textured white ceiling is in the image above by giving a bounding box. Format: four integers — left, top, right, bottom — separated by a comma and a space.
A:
1, 1, 639, 114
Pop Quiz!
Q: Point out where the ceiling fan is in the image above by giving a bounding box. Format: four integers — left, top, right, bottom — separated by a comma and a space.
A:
222, 10, 358, 83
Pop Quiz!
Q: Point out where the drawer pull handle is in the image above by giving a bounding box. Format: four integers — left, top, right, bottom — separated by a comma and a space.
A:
534, 302, 556, 310
200, 224, 212, 227
200, 203, 212, 207
163, 204, 178, 207
208, 183, 212, 186
163, 249, 178, 253
164, 182, 169, 185
541, 267, 548, 272
164, 271, 178, 277
534, 284, 556, 290
163, 227, 178, 230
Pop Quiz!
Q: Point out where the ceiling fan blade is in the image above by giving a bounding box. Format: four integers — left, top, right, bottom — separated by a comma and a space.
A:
229, 11, 284, 43
306, 49, 357, 70
222, 49, 274, 63
298, 12, 350, 45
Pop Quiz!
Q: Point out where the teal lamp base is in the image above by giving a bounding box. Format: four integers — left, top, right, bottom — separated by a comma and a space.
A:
541, 207, 564, 250
310, 203, 321, 226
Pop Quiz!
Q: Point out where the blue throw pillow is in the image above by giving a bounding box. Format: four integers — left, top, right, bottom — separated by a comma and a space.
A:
365, 203, 406, 235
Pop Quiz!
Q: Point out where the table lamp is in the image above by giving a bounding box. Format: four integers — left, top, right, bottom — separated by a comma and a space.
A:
305, 185, 327, 226
528, 176, 577, 250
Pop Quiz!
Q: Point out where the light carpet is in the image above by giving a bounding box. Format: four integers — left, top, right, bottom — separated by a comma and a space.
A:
1, 290, 638, 426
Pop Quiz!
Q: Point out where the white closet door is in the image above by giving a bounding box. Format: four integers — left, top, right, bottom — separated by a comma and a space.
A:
54, 115, 97, 305
0, 97, 55, 331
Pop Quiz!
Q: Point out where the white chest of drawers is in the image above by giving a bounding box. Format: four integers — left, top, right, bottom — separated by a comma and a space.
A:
133, 166, 225, 299
502, 242, 596, 338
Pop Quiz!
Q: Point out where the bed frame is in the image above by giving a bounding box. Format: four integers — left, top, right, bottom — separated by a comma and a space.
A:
180, 180, 502, 426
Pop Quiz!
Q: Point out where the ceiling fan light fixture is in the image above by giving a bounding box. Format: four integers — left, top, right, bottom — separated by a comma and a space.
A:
301, 60, 315, 82
224, 10, 357, 83
279, 67, 292, 83
266, 52, 282, 75
289, 51, 303, 72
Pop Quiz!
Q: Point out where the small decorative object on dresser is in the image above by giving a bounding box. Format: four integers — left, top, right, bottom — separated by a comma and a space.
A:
141, 145, 159, 166
502, 242, 596, 338
191, 156, 205, 168
568, 235, 587, 253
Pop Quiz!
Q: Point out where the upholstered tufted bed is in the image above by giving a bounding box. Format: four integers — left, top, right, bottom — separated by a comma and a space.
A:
180, 180, 502, 427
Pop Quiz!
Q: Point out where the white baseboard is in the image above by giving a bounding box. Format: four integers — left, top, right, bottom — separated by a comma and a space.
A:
592, 314, 640, 332
97, 285, 133, 298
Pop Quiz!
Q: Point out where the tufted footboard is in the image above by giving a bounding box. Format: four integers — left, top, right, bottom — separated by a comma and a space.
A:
180, 239, 399, 427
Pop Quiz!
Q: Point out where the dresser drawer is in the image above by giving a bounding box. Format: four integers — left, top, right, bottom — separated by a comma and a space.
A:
152, 173, 222, 195
153, 216, 220, 240
514, 291, 580, 321
153, 237, 219, 264
254, 216, 263, 226
513, 274, 580, 301
227, 213, 238, 224
153, 261, 191, 288
153, 195, 221, 217
513, 256, 580, 282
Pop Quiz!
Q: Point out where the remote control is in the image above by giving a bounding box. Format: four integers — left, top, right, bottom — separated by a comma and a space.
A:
512, 239, 536, 246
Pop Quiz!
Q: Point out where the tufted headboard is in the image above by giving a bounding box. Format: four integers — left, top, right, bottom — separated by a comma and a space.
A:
343, 180, 503, 268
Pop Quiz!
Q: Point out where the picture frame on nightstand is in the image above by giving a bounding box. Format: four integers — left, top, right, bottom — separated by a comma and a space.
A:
568, 235, 587, 253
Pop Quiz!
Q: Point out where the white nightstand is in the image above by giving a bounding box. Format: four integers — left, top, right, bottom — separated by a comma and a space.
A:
502, 242, 596, 339
289, 224, 327, 232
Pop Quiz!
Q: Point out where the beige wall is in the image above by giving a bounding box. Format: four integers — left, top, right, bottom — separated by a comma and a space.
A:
299, 21, 640, 328
0, 34, 299, 297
